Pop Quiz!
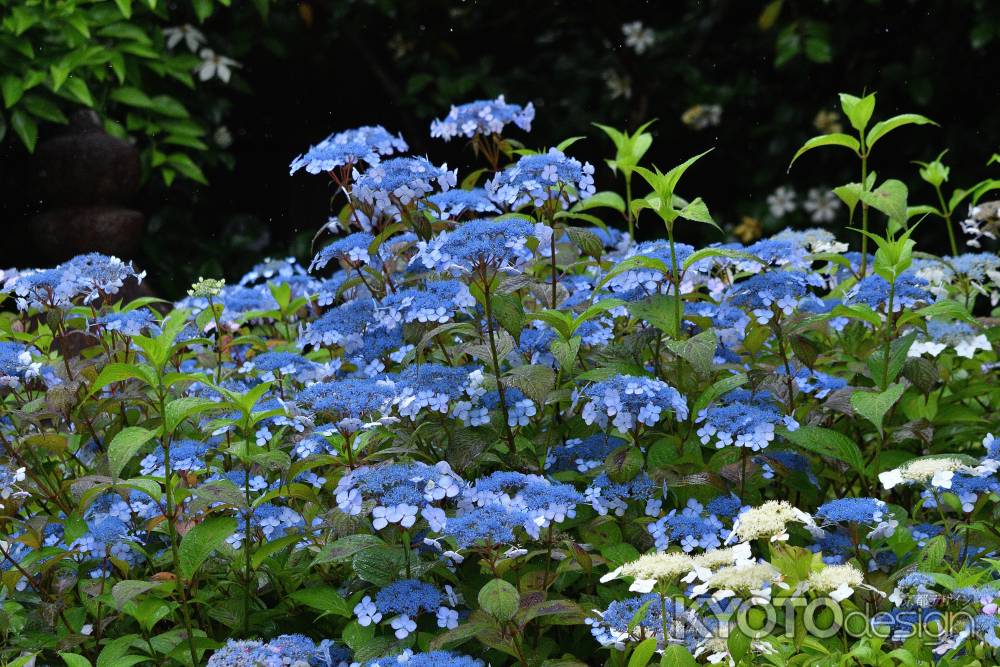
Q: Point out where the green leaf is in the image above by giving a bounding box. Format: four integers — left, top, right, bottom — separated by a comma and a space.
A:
1, 76, 25, 108
62, 77, 93, 107
782, 425, 866, 474
664, 328, 717, 376
22, 94, 68, 123
575, 191, 625, 213
96, 635, 141, 667
110, 86, 154, 109
164, 397, 221, 433
628, 638, 659, 667
627, 294, 681, 337
660, 644, 698, 667
788, 133, 860, 169
288, 586, 353, 617
108, 427, 156, 478
10, 109, 37, 152
866, 114, 937, 149
839, 92, 876, 133
565, 226, 604, 258
478, 578, 520, 621
193, 0, 214, 21
111, 580, 162, 610
179, 516, 236, 580
59, 654, 92, 667
860, 179, 908, 224
833, 183, 862, 219
113, 0, 133, 17
851, 384, 906, 436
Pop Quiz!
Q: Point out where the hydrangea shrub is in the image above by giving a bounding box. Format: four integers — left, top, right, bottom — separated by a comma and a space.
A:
1, 93, 999, 667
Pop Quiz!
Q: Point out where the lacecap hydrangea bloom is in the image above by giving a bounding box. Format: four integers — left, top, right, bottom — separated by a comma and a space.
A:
486, 148, 596, 208
353, 157, 457, 213
354, 579, 457, 639
695, 390, 798, 451
580, 375, 688, 431
334, 462, 463, 532
729, 500, 813, 543
290, 125, 407, 175
413, 217, 539, 274
310, 232, 375, 271
430, 95, 534, 141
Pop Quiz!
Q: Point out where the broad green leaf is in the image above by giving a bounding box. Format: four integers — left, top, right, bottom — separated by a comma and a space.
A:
108, 427, 156, 478
851, 384, 906, 436
788, 133, 860, 169
628, 638, 659, 667
660, 644, 698, 667
179, 516, 236, 580
478, 578, 520, 621
1, 75, 24, 108
10, 109, 37, 152
839, 92, 876, 132
781, 425, 866, 474
860, 179, 908, 224
111, 580, 162, 610
664, 328, 717, 376
60, 655, 92, 667
289, 586, 353, 617
866, 114, 937, 149
164, 397, 222, 433
574, 191, 625, 213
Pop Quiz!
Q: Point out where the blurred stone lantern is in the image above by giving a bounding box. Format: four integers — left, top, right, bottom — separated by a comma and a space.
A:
28, 109, 145, 263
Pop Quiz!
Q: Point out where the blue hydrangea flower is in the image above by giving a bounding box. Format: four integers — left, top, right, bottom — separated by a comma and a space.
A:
466, 471, 583, 538
413, 217, 539, 274
426, 188, 500, 219
0, 342, 41, 388
470, 387, 537, 427
442, 503, 530, 548
239, 351, 318, 382
695, 390, 798, 451
815, 498, 897, 539
0, 464, 26, 506
546, 435, 626, 473
588, 594, 708, 652
923, 472, 1000, 513
389, 364, 481, 420
649, 510, 725, 553
140, 439, 211, 477
743, 238, 811, 272
603, 241, 695, 295
353, 157, 457, 213
354, 581, 456, 640
486, 148, 595, 208
296, 377, 396, 432
431, 96, 534, 141
362, 651, 483, 667
706, 494, 743, 518
4, 254, 145, 310
228, 503, 304, 550
788, 367, 848, 398
727, 271, 820, 323
374, 280, 476, 330
845, 273, 933, 312
290, 125, 407, 175
909, 319, 990, 358
239, 256, 308, 286
334, 462, 464, 532
580, 375, 688, 431
93, 309, 158, 336
299, 298, 376, 351
585, 472, 658, 518
311, 232, 376, 272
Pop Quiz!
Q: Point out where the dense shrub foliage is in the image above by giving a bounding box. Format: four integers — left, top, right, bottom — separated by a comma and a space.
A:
1, 93, 999, 667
